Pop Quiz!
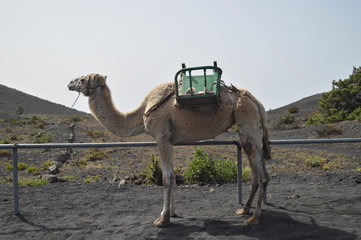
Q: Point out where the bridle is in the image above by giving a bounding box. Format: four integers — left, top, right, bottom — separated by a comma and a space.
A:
76, 77, 105, 95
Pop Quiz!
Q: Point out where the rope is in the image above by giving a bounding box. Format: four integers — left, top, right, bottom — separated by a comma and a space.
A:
18, 92, 82, 144
144, 88, 176, 116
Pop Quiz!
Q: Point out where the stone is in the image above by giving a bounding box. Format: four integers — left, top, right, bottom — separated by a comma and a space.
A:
42, 174, 59, 183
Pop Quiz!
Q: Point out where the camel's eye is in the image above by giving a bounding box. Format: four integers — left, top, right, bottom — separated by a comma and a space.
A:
80, 79, 85, 83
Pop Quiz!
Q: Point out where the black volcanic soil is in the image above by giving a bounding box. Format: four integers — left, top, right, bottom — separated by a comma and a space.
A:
1, 174, 360, 240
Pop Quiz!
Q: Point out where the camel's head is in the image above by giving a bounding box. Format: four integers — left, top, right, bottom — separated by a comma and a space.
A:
68, 73, 107, 96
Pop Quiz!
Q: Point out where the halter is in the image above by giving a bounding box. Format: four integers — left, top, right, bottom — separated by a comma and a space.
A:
76, 78, 105, 95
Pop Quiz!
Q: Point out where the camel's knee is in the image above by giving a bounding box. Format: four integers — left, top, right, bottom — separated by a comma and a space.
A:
162, 174, 174, 189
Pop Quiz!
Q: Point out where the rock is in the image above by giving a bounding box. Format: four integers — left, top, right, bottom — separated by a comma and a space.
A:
48, 165, 60, 175
42, 174, 59, 183
118, 179, 127, 187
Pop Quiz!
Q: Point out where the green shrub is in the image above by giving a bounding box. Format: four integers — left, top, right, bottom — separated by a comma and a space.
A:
84, 175, 101, 183
213, 158, 238, 183
242, 166, 252, 181
277, 112, 295, 125
0, 139, 10, 144
305, 155, 326, 168
17, 162, 28, 171
184, 148, 215, 184
28, 115, 46, 129
26, 166, 40, 175
5, 164, 13, 171
19, 179, 48, 186
287, 106, 299, 114
62, 175, 76, 182
144, 155, 163, 185
35, 134, 53, 143
86, 130, 107, 139
316, 124, 342, 137
183, 148, 238, 184
7, 162, 29, 171
306, 113, 327, 126
307, 70, 361, 124
346, 107, 361, 121
78, 148, 107, 165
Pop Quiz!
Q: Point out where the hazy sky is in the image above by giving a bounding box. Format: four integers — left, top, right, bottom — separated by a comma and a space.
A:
1, 0, 360, 113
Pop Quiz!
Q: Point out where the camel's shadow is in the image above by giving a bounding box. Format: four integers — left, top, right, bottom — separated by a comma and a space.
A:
157, 210, 358, 240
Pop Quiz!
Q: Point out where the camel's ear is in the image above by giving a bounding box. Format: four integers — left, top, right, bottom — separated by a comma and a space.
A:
97, 74, 107, 86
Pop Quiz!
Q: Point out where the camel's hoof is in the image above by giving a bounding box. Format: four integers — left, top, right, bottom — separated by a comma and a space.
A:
244, 216, 259, 225
154, 216, 170, 227
235, 208, 249, 215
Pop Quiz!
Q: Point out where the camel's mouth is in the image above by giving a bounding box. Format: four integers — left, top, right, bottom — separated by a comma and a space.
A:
68, 79, 80, 92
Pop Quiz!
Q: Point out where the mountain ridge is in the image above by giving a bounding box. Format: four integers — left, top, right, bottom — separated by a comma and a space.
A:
0, 84, 87, 116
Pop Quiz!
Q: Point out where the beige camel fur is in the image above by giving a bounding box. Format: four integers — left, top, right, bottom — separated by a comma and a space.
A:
68, 73, 271, 227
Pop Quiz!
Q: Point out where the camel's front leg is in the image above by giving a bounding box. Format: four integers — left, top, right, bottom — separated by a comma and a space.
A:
154, 141, 174, 227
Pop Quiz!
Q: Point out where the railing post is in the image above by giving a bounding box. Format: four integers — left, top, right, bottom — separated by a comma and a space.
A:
237, 144, 242, 205
12, 145, 20, 215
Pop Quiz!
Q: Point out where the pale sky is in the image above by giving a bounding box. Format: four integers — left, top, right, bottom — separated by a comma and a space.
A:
1, 0, 360, 113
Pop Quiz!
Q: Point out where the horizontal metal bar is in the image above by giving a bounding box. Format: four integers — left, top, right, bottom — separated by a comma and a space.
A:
1, 138, 361, 149
270, 138, 361, 145
0, 140, 241, 149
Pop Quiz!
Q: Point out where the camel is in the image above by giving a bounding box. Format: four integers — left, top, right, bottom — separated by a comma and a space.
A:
68, 73, 271, 227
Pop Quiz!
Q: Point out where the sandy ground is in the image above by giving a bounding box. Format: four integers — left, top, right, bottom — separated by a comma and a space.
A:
1, 173, 360, 240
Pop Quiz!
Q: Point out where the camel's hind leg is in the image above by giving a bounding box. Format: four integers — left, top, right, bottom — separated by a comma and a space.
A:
235, 168, 258, 215
236, 130, 270, 225
234, 93, 270, 225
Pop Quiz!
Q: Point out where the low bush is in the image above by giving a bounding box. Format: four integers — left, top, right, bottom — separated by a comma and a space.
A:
0, 139, 10, 144
26, 166, 40, 175
277, 112, 295, 125
316, 124, 342, 137
305, 155, 326, 168
77, 148, 107, 165
17, 162, 28, 171
0, 150, 12, 157
242, 166, 252, 181
6, 162, 28, 171
183, 148, 238, 184
35, 134, 53, 143
144, 155, 163, 185
19, 178, 48, 186
287, 106, 299, 114
86, 130, 107, 139
84, 175, 101, 183
62, 175, 76, 182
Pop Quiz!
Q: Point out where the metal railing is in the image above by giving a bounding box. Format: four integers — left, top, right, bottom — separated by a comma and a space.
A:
1, 137, 361, 216
0, 141, 243, 216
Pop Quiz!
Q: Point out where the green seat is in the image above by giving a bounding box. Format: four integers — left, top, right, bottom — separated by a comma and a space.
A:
175, 61, 222, 107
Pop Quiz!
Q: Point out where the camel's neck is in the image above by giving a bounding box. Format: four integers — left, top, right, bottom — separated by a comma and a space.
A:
88, 85, 145, 137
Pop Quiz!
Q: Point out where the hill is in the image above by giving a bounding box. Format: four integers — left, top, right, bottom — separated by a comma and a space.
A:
0, 84, 87, 116
267, 93, 322, 128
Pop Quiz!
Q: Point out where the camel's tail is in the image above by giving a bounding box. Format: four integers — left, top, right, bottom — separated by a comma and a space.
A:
262, 122, 272, 161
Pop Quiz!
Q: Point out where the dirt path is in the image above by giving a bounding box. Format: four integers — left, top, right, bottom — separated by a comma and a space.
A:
1, 174, 360, 240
